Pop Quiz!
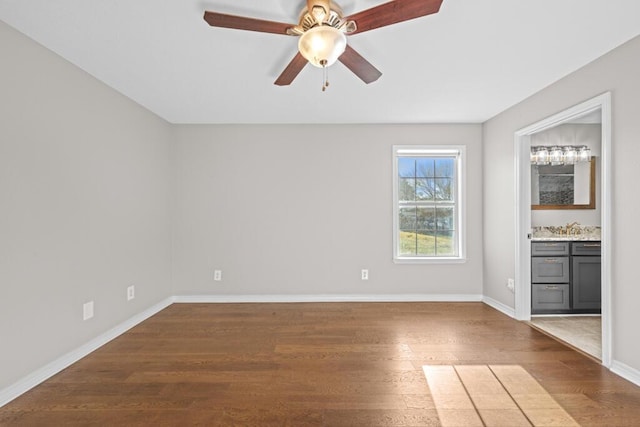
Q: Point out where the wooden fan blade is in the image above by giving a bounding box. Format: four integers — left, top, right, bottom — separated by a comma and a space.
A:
203, 11, 293, 35
345, 0, 443, 35
338, 45, 382, 84
274, 53, 308, 86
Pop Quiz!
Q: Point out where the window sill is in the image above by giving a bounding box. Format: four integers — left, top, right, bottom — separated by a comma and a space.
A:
393, 257, 467, 265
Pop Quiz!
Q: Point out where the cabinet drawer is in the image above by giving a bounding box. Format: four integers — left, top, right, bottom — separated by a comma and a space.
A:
531, 257, 569, 283
532, 284, 570, 312
532, 242, 569, 256
572, 242, 601, 256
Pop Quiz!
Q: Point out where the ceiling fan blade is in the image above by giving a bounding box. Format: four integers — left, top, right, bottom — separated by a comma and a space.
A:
203, 11, 293, 35
338, 45, 382, 84
345, 0, 443, 35
274, 53, 308, 86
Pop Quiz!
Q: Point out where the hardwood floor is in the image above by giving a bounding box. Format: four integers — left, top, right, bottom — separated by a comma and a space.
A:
1, 302, 639, 426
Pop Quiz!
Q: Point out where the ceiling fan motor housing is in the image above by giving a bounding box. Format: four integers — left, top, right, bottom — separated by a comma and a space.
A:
300, 1, 344, 31
288, 1, 356, 35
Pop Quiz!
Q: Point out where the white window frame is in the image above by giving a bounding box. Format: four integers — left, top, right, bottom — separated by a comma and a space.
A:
392, 145, 466, 264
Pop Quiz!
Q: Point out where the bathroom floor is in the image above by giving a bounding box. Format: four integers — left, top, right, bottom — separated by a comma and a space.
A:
529, 315, 602, 360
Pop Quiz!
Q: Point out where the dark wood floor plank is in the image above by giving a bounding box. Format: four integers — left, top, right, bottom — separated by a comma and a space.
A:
1, 302, 639, 426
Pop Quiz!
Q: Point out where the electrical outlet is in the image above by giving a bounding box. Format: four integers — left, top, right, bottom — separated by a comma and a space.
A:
127, 285, 135, 301
214, 270, 222, 281
507, 278, 515, 292
361, 269, 369, 280
83, 301, 94, 320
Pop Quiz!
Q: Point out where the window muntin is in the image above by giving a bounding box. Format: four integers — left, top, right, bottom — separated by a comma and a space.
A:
393, 147, 464, 262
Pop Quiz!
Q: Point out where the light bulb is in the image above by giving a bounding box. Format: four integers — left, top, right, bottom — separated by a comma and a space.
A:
534, 147, 549, 165
549, 146, 563, 165
578, 146, 591, 162
563, 146, 578, 165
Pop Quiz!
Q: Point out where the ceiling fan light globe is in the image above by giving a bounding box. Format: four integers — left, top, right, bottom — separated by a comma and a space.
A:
298, 26, 347, 68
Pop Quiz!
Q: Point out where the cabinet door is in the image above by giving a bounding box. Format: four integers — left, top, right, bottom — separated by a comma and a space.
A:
532, 257, 570, 283
572, 256, 601, 310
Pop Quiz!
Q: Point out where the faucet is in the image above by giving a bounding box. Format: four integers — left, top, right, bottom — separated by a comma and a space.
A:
565, 221, 580, 235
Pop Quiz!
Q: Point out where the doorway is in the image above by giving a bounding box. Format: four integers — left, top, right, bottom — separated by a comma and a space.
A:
513, 93, 612, 367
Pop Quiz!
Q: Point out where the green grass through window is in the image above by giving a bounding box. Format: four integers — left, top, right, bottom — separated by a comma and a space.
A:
399, 231, 454, 256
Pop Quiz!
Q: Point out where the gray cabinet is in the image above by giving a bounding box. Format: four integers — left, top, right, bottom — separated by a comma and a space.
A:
531, 241, 601, 314
531, 242, 570, 313
572, 242, 601, 310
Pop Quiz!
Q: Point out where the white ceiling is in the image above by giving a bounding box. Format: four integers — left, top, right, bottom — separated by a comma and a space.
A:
2, 0, 640, 124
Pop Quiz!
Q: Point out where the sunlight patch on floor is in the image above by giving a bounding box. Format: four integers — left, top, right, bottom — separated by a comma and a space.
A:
422, 365, 579, 427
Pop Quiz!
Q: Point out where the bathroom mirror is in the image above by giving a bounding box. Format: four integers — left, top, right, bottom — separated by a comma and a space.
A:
531, 157, 595, 210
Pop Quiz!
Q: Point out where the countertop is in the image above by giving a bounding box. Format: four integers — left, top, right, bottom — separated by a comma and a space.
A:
531, 225, 601, 242
531, 235, 601, 241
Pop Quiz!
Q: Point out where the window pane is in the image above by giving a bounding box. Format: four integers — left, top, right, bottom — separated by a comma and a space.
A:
434, 178, 453, 201
436, 207, 454, 230
399, 231, 417, 256
416, 231, 436, 256
416, 207, 436, 230
399, 207, 416, 231
435, 158, 454, 177
399, 178, 416, 201
416, 178, 434, 201
436, 231, 455, 256
398, 158, 416, 177
416, 158, 435, 178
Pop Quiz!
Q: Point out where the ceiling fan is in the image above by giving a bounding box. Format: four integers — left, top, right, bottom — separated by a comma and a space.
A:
203, 0, 444, 89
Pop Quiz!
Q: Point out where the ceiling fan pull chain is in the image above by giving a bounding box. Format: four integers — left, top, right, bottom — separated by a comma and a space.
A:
321, 59, 329, 92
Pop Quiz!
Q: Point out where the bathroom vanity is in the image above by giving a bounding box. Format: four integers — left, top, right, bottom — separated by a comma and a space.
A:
531, 240, 601, 314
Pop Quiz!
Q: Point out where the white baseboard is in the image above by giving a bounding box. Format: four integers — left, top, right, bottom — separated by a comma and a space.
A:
0, 297, 174, 408
610, 360, 640, 387
173, 294, 484, 303
482, 296, 516, 318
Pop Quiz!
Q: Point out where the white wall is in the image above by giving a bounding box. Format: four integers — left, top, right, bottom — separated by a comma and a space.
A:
0, 22, 173, 390
172, 124, 483, 298
483, 35, 640, 371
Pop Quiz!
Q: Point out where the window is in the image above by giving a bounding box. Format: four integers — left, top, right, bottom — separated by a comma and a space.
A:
393, 146, 465, 262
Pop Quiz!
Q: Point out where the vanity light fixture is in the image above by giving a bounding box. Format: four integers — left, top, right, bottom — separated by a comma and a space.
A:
530, 145, 591, 166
